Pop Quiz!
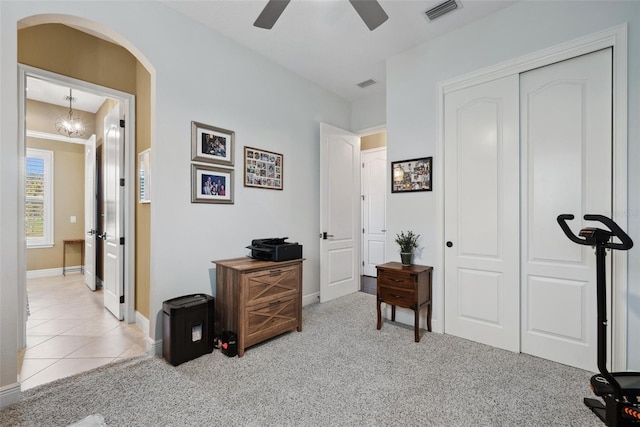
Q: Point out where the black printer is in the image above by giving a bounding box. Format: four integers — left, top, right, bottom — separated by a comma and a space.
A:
246, 237, 303, 262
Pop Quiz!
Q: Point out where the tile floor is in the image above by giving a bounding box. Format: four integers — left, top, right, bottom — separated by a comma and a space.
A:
19, 274, 149, 391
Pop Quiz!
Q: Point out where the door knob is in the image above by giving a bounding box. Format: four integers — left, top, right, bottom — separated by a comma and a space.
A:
446, 241, 453, 247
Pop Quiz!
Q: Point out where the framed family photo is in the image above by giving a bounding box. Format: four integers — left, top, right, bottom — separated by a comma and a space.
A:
191, 164, 234, 204
191, 121, 234, 166
244, 146, 283, 190
391, 156, 432, 193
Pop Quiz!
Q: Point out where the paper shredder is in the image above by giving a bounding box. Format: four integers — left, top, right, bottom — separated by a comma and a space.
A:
162, 294, 214, 366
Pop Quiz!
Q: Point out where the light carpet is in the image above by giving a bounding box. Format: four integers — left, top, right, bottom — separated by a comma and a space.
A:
1, 292, 602, 426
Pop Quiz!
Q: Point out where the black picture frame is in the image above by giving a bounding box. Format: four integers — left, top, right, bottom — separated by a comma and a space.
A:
391, 156, 432, 193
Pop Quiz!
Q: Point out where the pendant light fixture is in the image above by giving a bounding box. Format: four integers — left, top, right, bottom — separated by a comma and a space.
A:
55, 88, 86, 138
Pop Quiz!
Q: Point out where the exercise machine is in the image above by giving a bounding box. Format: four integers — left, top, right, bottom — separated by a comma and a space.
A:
557, 214, 640, 426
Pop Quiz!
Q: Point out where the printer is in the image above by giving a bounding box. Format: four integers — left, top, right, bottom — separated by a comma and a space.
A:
246, 237, 303, 262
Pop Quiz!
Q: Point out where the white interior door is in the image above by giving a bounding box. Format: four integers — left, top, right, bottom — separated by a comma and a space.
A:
320, 123, 361, 302
361, 148, 387, 277
520, 48, 612, 371
84, 134, 97, 291
103, 104, 124, 320
444, 75, 521, 352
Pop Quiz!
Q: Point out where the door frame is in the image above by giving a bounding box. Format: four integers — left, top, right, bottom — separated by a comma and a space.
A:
319, 122, 361, 302
358, 124, 387, 279
436, 24, 628, 369
360, 146, 387, 277
17, 65, 137, 346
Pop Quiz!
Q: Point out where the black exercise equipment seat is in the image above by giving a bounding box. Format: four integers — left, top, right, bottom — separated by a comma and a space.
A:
557, 214, 640, 426
590, 373, 640, 398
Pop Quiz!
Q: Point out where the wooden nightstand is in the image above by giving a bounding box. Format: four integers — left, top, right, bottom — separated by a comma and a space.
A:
376, 262, 432, 342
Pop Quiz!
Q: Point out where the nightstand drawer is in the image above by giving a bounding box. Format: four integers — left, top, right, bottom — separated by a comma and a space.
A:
378, 272, 415, 290
379, 286, 414, 308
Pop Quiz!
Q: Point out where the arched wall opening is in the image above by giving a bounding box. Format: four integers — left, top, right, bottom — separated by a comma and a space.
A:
16, 15, 155, 347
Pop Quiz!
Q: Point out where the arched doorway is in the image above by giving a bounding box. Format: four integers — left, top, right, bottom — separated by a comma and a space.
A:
16, 15, 154, 391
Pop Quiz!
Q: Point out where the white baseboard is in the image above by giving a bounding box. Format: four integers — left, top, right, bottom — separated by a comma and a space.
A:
27, 267, 62, 278
150, 338, 163, 357
302, 292, 319, 306
134, 311, 160, 356
27, 267, 84, 279
135, 311, 149, 335
0, 383, 21, 409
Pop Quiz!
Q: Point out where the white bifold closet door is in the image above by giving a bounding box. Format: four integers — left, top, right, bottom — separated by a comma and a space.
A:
520, 48, 612, 371
444, 74, 521, 352
444, 48, 612, 371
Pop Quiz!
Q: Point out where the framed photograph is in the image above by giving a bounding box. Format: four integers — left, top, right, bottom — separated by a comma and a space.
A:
244, 146, 283, 190
138, 148, 151, 203
191, 121, 234, 166
391, 156, 432, 193
191, 164, 234, 204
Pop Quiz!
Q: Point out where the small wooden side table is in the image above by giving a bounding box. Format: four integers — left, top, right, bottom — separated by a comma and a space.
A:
63, 239, 85, 276
376, 262, 432, 342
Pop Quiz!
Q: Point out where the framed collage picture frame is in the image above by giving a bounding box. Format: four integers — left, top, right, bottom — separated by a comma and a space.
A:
191, 121, 234, 166
244, 146, 283, 190
191, 164, 234, 204
391, 156, 432, 193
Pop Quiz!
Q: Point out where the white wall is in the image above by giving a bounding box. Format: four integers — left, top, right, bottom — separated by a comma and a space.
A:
0, 0, 351, 397
351, 91, 386, 132
386, 1, 640, 367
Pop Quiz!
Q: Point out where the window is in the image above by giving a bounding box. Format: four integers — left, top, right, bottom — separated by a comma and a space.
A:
26, 148, 53, 248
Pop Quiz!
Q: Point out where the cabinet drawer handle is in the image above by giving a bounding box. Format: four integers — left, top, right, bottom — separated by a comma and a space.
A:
270, 270, 281, 276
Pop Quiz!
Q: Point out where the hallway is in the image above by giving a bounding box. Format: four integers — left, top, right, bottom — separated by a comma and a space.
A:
19, 274, 148, 390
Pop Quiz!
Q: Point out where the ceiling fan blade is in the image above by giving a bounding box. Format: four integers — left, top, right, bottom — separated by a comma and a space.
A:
348, 0, 389, 31
254, 0, 291, 29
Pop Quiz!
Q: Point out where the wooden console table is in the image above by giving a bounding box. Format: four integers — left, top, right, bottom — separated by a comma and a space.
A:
376, 262, 432, 342
63, 239, 85, 276
213, 257, 303, 357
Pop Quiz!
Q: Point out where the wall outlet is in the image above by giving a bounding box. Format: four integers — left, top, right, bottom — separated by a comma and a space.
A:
70, 216, 77, 223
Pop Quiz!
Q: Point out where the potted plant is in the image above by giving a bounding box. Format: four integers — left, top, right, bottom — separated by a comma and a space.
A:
395, 230, 420, 266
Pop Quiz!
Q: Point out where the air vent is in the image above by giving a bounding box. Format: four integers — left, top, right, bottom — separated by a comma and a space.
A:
357, 79, 378, 89
424, 0, 459, 21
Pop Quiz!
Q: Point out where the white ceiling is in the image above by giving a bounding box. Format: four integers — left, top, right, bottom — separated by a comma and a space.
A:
163, 0, 516, 102
27, 76, 107, 114
25, 1, 516, 107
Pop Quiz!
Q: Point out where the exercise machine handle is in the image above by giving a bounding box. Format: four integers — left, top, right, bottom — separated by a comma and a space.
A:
585, 214, 634, 250
556, 214, 634, 250
556, 214, 584, 245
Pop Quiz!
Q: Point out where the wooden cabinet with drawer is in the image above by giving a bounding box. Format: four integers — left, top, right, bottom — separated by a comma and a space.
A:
376, 262, 432, 342
213, 257, 303, 357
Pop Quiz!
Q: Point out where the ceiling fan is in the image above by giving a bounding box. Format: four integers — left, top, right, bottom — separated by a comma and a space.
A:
254, 0, 389, 31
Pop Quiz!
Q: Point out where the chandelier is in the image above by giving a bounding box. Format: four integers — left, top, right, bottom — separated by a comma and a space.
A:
55, 88, 86, 138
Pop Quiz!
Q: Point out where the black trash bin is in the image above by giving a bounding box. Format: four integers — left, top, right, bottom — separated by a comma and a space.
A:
162, 294, 214, 366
